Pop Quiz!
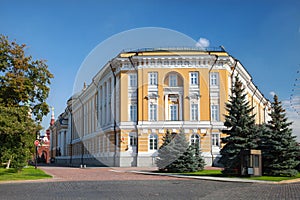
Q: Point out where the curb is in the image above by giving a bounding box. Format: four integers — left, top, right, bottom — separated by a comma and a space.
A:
129, 170, 299, 184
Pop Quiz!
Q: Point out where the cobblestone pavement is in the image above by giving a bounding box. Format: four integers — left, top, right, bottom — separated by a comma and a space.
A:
0, 166, 299, 200
38, 166, 184, 182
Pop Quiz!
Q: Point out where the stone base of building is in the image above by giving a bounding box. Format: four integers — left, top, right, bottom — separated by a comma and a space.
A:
54, 153, 222, 168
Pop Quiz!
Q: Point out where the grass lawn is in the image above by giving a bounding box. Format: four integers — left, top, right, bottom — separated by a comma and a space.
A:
0, 166, 52, 181
180, 170, 300, 182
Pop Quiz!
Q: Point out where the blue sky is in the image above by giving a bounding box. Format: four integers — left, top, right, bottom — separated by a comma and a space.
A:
1, 0, 300, 140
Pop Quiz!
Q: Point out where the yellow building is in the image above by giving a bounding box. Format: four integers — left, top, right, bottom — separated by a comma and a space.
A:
52, 47, 270, 167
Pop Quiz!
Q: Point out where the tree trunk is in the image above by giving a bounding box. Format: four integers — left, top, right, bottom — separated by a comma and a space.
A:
6, 159, 11, 169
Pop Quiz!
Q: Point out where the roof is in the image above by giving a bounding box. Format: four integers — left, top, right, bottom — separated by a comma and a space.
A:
119, 47, 229, 58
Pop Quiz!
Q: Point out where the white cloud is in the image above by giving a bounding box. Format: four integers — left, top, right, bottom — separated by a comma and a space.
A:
282, 98, 300, 142
195, 37, 210, 49
269, 91, 276, 97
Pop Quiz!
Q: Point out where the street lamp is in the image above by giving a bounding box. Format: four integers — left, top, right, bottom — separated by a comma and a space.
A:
34, 131, 40, 169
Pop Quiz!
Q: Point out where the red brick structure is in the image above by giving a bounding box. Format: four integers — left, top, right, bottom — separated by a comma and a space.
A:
37, 107, 54, 163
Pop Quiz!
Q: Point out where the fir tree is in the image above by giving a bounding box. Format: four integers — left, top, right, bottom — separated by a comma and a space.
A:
156, 130, 175, 170
157, 131, 204, 172
194, 144, 205, 171
254, 123, 274, 174
264, 95, 300, 176
219, 76, 257, 176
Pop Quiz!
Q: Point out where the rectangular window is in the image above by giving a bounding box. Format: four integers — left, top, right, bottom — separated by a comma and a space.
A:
191, 104, 199, 121
210, 72, 219, 86
129, 104, 137, 121
254, 155, 259, 168
129, 74, 137, 87
149, 104, 157, 121
170, 105, 178, 121
211, 105, 219, 121
148, 72, 158, 85
169, 74, 177, 87
190, 72, 198, 85
149, 135, 158, 150
212, 133, 220, 146
129, 135, 137, 147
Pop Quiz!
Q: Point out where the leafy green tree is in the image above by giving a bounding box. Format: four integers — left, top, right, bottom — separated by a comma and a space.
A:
0, 35, 53, 121
219, 76, 257, 176
263, 95, 300, 176
0, 106, 39, 170
0, 35, 53, 169
157, 130, 204, 172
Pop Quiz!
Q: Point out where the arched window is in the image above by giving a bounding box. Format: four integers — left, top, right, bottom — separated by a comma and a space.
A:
190, 134, 200, 148
149, 134, 158, 150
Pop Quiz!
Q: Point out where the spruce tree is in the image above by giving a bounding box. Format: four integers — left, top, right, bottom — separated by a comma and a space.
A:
219, 76, 257, 176
157, 131, 204, 172
156, 130, 175, 170
265, 95, 300, 176
194, 144, 205, 171
255, 123, 274, 174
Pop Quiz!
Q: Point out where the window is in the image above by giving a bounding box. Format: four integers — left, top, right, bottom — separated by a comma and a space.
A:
148, 72, 158, 86
129, 104, 137, 121
190, 134, 200, 148
191, 104, 199, 121
129, 134, 137, 147
211, 105, 219, 121
210, 72, 219, 86
129, 92, 137, 99
212, 133, 220, 147
170, 105, 178, 121
129, 74, 137, 87
149, 104, 157, 121
190, 72, 198, 85
169, 74, 177, 87
254, 155, 259, 167
149, 134, 158, 150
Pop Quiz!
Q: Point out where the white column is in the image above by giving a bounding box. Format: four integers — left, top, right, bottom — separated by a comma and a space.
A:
99, 86, 102, 126
109, 79, 116, 122
111, 78, 114, 123
179, 94, 182, 121
106, 81, 110, 124
103, 83, 106, 125
165, 94, 168, 120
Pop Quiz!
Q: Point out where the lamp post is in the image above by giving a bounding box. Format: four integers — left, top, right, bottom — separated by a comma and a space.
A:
34, 131, 40, 169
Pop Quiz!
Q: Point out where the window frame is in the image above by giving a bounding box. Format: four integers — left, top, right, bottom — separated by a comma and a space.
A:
129, 104, 137, 121
191, 103, 199, 121
149, 103, 158, 121
149, 134, 158, 151
169, 104, 178, 121
190, 134, 200, 148
129, 74, 137, 87
211, 105, 219, 121
129, 133, 137, 147
212, 133, 220, 147
210, 72, 219, 86
148, 72, 158, 86
169, 74, 177, 87
190, 72, 199, 86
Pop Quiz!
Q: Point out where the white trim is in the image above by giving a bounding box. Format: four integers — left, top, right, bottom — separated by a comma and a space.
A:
169, 104, 178, 121
148, 133, 158, 151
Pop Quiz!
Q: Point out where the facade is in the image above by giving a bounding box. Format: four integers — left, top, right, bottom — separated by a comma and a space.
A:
36, 108, 54, 164
50, 47, 270, 167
